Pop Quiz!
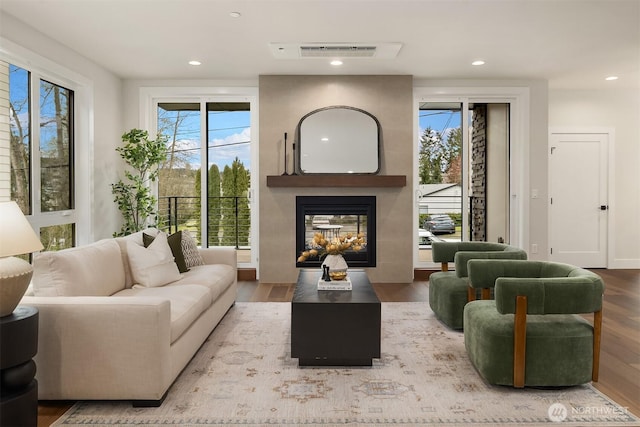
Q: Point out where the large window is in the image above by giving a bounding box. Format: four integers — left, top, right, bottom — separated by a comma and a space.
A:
155, 97, 256, 266
415, 96, 514, 267
6, 61, 76, 251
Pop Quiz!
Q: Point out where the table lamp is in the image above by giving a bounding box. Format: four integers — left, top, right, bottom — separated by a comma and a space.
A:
0, 201, 44, 317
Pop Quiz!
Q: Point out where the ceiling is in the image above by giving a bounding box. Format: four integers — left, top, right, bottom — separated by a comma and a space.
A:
1, 0, 638, 89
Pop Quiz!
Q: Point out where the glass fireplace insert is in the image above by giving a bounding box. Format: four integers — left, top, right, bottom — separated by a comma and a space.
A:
295, 196, 376, 268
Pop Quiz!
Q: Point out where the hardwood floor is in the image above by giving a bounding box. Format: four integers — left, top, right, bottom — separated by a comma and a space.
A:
587, 269, 640, 416
37, 269, 639, 425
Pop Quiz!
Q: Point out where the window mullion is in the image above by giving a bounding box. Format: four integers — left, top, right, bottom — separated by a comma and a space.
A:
461, 99, 470, 242
200, 101, 208, 247
30, 71, 42, 217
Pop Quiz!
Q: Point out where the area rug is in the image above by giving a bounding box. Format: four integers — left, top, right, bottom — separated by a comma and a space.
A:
53, 302, 639, 426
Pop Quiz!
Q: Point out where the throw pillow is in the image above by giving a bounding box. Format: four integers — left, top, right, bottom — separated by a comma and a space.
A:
143, 230, 189, 273
181, 230, 204, 268
127, 231, 181, 288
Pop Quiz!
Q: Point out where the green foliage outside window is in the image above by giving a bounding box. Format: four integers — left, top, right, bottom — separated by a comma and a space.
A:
418, 126, 462, 185
220, 158, 250, 247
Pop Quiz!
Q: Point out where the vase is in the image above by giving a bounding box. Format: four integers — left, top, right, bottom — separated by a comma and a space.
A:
322, 254, 348, 281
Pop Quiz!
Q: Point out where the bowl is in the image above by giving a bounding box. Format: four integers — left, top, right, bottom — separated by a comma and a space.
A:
328, 271, 347, 281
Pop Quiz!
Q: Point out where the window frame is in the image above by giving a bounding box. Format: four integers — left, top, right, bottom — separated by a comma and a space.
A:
1, 37, 93, 247
139, 86, 259, 269
413, 86, 530, 268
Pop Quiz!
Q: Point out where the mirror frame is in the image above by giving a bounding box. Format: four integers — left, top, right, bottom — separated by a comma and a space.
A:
296, 105, 381, 175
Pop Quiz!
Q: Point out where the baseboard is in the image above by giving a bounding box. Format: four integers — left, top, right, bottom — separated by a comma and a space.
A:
609, 259, 640, 269
238, 268, 257, 281
238, 268, 435, 282
414, 269, 437, 281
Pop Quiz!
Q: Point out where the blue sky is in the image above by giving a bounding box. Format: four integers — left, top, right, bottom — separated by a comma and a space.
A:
418, 109, 462, 140
160, 108, 251, 171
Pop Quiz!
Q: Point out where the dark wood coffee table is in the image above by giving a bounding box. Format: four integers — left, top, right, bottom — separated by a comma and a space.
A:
291, 269, 381, 366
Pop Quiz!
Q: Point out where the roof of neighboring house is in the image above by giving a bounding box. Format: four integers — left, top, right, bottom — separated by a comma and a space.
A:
419, 183, 460, 196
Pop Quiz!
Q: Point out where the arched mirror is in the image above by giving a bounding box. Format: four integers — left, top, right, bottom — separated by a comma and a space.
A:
296, 106, 381, 174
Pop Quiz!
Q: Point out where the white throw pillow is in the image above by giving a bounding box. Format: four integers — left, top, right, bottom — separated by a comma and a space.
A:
127, 231, 181, 288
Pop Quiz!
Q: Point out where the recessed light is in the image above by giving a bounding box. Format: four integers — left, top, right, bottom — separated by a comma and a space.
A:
188, 60, 202, 66
605, 76, 619, 81
330, 60, 343, 66
229, 11, 241, 18
472, 60, 485, 66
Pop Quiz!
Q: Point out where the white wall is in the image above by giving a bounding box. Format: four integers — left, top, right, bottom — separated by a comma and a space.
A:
549, 88, 640, 268
0, 12, 124, 241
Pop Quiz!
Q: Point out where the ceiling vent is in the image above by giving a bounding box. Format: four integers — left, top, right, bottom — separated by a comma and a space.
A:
300, 45, 376, 58
270, 42, 402, 59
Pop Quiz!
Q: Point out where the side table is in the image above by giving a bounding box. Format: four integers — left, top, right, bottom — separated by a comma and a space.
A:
1, 306, 38, 427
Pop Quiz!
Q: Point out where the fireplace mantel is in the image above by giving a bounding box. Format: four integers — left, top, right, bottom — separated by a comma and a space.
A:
266, 175, 406, 188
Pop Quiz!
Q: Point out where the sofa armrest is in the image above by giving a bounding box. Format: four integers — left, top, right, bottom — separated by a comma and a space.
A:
198, 247, 237, 267
20, 295, 173, 400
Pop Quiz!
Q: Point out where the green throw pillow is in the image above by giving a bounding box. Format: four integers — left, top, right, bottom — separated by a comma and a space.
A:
143, 230, 189, 273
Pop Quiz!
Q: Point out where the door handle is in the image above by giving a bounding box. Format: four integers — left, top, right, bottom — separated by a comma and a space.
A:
600, 205, 608, 211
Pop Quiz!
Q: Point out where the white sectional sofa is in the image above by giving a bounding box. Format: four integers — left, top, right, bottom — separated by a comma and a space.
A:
20, 229, 237, 406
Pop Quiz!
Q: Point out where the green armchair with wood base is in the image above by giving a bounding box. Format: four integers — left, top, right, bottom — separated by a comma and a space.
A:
428, 242, 527, 329
463, 259, 604, 388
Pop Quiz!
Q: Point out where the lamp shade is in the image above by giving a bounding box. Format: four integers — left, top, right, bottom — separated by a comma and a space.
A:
0, 201, 44, 257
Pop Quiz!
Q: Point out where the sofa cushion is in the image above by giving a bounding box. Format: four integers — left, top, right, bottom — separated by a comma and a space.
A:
171, 264, 235, 301
32, 239, 126, 297
127, 232, 181, 288
143, 230, 189, 273
113, 284, 213, 343
115, 229, 159, 289
181, 230, 204, 268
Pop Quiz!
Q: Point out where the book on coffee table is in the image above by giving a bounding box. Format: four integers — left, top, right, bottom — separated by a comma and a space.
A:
317, 277, 352, 291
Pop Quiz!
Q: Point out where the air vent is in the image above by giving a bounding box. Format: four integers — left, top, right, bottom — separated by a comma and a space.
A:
300, 45, 377, 58
270, 42, 402, 59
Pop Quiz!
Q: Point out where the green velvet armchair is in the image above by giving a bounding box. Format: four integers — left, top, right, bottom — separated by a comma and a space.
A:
428, 242, 527, 329
463, 259, 605, 388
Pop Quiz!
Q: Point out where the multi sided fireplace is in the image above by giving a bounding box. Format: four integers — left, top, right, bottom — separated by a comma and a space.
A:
296, 196, 376, 268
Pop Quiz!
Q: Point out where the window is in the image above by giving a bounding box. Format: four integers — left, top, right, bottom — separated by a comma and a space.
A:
415, 93, 518, 268
4, 61, 76, 251
154, 95, 257, 267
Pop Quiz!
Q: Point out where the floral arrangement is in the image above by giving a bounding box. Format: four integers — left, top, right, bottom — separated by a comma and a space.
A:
297, 232, 366, 263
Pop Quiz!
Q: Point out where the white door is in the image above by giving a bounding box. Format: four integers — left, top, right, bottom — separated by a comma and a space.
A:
549, 131, 609, 267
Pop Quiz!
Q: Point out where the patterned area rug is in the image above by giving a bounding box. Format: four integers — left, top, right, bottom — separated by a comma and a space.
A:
53, 302, 639, 426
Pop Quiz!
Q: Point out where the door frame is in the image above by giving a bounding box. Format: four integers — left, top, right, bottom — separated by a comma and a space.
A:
139, 86, 260, 272
548, 127, 615, 268
413, 86, 530, 268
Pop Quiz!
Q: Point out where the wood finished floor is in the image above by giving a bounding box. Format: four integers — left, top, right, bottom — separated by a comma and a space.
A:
38, 269, 639, 425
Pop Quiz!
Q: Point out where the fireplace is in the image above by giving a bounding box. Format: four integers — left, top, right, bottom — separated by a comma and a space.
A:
296, 196, 376, 268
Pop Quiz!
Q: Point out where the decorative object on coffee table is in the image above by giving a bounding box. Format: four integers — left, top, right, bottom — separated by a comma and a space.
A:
0, 201, 44, 317
322, 254, 348, 280
297, 231, 365, 281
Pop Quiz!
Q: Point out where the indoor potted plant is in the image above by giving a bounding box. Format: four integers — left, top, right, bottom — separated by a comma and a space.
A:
111, 129, 167, 236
